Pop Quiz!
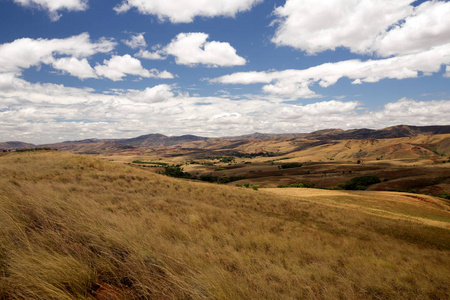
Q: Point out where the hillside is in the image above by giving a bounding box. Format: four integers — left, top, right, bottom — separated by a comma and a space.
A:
304, 125, 450, 140
3, 125, 449, 156
0, 151, 449, 299
0, 141, 36, 151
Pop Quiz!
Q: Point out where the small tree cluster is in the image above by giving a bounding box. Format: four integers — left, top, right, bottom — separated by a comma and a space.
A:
280, 163, 303, 169
160, 165, 193, 179
199, 174, 244, 184
277, 182, 315, 188
337, 176, 381, 190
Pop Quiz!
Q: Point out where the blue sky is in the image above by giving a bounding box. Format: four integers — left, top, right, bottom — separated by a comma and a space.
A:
1, 0, 449, 144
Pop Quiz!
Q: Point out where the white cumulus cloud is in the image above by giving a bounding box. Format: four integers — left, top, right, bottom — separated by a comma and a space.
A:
123, 33, 147, 49
135, 49, 166, 60
272, 0, 450, 57
94, 54, 174, 81
114, 0, 262, 23
125, 84, 174, 103
52, 57, 97, 79
375, 0, 450, 56
211, 43, 450, 99
0, 33, 115, 77
13, 0, 89, 21
163, 32, 246, 67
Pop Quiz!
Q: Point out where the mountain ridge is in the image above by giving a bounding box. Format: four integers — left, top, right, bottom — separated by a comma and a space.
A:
2, 124, 450, 152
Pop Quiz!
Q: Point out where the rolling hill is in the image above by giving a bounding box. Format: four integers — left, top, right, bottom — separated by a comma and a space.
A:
0, 151, 449, 299
3, 125, 450, 157
0, 141, 36, 151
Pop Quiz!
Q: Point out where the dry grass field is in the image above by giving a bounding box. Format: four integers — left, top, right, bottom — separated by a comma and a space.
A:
1, 151, 450, 299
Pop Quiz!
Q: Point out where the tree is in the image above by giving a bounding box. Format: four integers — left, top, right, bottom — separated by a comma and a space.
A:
337, 176, 381, 190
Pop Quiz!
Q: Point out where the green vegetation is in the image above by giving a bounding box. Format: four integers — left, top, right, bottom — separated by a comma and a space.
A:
235, 151, 278, 158
15, 147, 53, 152
278, 182, 316, 188
440, 193, 450, 200
206, 156, 235, 163
160, 165, 193, 178
186, 160, 201, 164
280, 162, 303, 169
199, 174, 244, 184
132, 160, 168, 166
337, 176, 381, 190
264, 157, 294, 163
251, 185, 260, 191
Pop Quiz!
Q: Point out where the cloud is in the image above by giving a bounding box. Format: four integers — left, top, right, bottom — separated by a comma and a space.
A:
211, 43, 450, 99
445, 66, 450, 78
136, 33, 246, 67
135, 49, 165, 60
375, 0, 450, 56
114, 0, 262, 23
123, 33, 147, 49
272, 0, 450, 57
94, 54, 174, 81
0, 73, 97, 104
13, 0, 88, 21
162, 32, 246, 67
125, 84, 175, 103
0, 33, 115, 76
52, 57, 97, 79
1, 74, 448, 144
272, 0, 412, 55
0, 34, 174, 82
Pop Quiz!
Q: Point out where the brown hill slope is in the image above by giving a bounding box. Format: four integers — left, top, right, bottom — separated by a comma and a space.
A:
4, 124, 448, 155
0, 151, 449, 299
0, 141, 36, 151
305, 125, 450, 140
285, 134, 450, 161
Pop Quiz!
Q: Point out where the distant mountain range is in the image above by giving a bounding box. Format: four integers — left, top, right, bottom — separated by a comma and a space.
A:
304, 125, 450, 140
1, 125, 450, 153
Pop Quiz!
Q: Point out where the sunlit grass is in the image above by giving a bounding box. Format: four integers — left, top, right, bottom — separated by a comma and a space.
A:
1, 151, 449, 299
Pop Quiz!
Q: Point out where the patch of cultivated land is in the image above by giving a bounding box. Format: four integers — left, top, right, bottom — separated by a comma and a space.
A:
1, 151, 449, 299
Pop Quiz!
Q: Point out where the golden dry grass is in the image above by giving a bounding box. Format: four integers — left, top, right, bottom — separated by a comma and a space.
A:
264, 189, 450, 228
0, 151, 449, 299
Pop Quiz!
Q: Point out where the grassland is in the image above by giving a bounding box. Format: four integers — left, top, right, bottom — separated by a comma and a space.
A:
1, 151, 449, 299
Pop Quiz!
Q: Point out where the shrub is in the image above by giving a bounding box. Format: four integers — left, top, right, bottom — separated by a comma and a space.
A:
132, 160, 167, 166
280, 163, 302, 169
337, 176, 381, 190
199, 174, 244, 184
277, 182, 316, 188
15, 147, 53, 152
161, 165, 192, 178
439, 193, 450, 200
251, 185, 260, 191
